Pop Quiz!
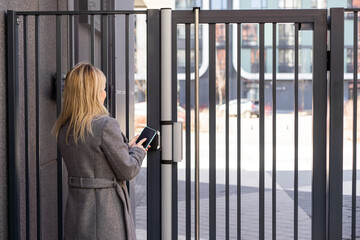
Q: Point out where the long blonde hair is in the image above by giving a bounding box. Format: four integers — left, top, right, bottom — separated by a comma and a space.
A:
52, 62, 109, 144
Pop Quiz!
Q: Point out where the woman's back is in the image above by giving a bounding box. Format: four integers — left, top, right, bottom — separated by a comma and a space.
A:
59, 116, 113, 179
58, 116, 145, 240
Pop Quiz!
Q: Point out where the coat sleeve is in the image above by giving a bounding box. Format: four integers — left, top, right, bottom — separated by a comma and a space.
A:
101, 117, 146, 181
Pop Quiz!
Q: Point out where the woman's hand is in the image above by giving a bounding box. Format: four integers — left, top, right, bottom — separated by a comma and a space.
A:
129, 134, 139, 148
133, 138, 150, 152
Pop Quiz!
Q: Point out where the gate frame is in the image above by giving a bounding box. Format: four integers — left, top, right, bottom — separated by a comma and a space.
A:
170, 9, 328, 240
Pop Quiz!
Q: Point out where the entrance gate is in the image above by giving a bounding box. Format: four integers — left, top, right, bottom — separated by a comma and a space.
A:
6, 7, 357, 240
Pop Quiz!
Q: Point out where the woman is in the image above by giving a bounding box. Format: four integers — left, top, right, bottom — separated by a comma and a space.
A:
53, 63, 148, 240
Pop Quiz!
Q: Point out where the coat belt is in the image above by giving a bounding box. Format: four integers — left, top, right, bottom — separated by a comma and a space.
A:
68, 177, 135, 239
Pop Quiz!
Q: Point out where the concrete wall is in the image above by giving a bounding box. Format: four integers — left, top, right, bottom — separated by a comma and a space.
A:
0, 0, 68, 239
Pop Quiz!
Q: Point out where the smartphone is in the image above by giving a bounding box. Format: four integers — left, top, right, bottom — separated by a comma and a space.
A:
135, 126, 157, 149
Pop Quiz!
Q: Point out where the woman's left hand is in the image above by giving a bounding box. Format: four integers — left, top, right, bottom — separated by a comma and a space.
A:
129, 134, 139, 148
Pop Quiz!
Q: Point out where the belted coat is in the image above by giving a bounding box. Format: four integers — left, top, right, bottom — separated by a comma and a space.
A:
58, 116, 146, 240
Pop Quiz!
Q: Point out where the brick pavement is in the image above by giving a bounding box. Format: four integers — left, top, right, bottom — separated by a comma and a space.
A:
134, 168, 360, 239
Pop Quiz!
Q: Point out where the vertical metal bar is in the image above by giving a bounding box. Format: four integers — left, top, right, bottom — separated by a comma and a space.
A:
109, 15, 117, 118
69, 15, 74, 68
209, 23, 216, 240
91, 14, 95, 65
352, 10, 358, 240
23, 14, 30, 240
312, 10, 327, 240
161, 8, 173, 240
101, 14, 109, 108
125, 14, 129, 138
225, 23, 230, 240
294, 23, 299, 240
259, 23, 265, 240
272, 22, 277, 240
74, 14, 79, 64
146, 9, 161, 240
328, 8, 344, 240
107, 14, 112, 116
35, 14, 42, 240
7, 10, 20, 240
194, 7, 200, 240
185, 23, 191, 240
237, 23, 242, 240
171, 15, 178, 240
56, 15, 64, 240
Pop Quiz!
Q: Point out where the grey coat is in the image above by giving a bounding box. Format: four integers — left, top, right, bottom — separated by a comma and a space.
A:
58, 116, 146, 240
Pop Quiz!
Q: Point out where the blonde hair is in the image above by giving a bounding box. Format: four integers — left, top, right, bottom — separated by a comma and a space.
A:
52, 62, 109, 144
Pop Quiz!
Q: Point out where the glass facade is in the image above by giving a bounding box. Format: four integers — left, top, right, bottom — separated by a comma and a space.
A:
172, 0, 355, 109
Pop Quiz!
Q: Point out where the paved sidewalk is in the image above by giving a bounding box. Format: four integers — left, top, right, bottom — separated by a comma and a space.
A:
135, 168, 360, 239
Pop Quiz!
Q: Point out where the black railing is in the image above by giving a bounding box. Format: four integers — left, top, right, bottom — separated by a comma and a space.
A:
6, 9, 148, 240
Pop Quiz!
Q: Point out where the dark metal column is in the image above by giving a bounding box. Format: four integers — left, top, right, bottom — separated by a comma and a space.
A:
237, 23, 242, 240
69, 15, 74, 68
352, 11, 358, 240
328, 7, 344, 240
294, 23, 299, 240
56, 14, 64, 240
6, 10, 20, 240
259, 22, 265, 240
225, 23, 230, 240
272, 22, 277, 240
35, 14, 42, 240
146, 9, 161, 240
312, 10, 328, 240
23, 14, 30, 240
101, 14, 109, 108
209, 23, 216, 240
90, 14, 95, 65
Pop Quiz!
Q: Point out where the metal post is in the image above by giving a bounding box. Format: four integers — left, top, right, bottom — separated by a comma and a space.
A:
294, 22, 299, 240
147, 9, 162, 240
125, 14, 130, 138
101, 14, 109, 108
23, 14, 30, 240
185, 23, 192, 240
35, 14, 42, 240
194, 7, 200, 240
69, 15, 74, 68
56, 14, 64, 240
161, 8, 173, 240
209, 23, 216, 240
237, 23, 242, 240
352, 11, 358, 240
171, 13, 179, 240
90, 14, 95, 65
328, 7, 344, 240
272, 22, 277, 240
6, 10, 20, 240
259, 22, 265, 240
312, 10, 327, 240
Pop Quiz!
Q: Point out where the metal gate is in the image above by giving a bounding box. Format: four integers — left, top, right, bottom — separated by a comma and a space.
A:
165, 9, 328, 240
6, 7, 359, 240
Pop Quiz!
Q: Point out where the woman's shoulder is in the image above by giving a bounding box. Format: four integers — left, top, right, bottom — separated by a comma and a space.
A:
93, 115, 118, 130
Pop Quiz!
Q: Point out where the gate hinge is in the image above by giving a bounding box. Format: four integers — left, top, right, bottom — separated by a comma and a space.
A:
327, 50, 331, 71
